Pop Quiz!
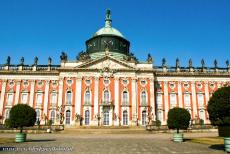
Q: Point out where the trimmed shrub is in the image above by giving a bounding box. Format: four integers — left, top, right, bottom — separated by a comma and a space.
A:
167, 107, 191, 133
207, 86, 230, 126
8, 104, 36, 133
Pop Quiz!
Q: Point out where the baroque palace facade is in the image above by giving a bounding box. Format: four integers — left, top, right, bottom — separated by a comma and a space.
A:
0, 10, 230, 126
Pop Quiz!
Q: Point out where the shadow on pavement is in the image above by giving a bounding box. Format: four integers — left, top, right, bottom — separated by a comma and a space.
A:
209, 144, 224, 151
26, 139, 56, 142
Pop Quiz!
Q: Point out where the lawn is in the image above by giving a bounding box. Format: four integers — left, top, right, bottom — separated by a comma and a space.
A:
187, 137, 224, 145
0, 138, 14, 144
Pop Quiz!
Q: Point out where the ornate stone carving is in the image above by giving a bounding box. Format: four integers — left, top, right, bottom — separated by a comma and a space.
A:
76, 51, 91, 61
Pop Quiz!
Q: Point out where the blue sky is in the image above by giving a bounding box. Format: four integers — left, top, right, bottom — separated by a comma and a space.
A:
0, 0, 229, 67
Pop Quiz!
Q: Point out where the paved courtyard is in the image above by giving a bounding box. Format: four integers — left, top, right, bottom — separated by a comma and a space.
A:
0, 132, 226, 154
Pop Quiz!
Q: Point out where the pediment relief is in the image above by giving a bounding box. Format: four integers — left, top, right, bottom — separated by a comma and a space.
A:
76, 56, 136, 70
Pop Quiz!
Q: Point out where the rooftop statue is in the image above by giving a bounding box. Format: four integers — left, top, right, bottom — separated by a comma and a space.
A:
226, 60, 229, 67
147, 53, 153, 64
201, 59, 205, 68
60, 52, 68, 62
176, 58, 180, 68
20, 57, 24, 65
48, 57, 52, 65
6, 56, 11, 65
34, 57, 38, 66
214, 59, 218, 68
189, 58, 192, 68
162, 58, 166, 67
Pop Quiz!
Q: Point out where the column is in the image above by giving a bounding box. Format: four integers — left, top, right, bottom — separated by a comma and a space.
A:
93, 77, 99, 124
75, 77, 82, 115
131, 78, 137, 125
0, 80, 7, 116
163, 81, 169, 125
191, 81, 197, 120
14, 80, 21, 105
43, 80, 50, 117
29, 80, 35, 107
114, 77, 119, 126
177, 81, 183, 107
57, 78, 64, 107
204, 81, 209, 124
149, 78, 155, 120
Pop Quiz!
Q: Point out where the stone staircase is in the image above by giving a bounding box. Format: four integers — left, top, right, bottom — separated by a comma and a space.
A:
60, 126, 151, 134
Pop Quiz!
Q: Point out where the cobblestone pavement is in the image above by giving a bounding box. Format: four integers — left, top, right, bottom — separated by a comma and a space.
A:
0, 132, 226, 154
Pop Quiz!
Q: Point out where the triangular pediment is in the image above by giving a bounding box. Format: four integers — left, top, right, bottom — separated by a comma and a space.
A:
76, 56, 136, 70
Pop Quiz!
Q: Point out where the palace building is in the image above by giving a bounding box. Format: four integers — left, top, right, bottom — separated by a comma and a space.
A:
0, 10, 230, 126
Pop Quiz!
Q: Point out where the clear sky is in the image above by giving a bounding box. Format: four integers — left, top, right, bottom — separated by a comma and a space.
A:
0, 0, 229, 67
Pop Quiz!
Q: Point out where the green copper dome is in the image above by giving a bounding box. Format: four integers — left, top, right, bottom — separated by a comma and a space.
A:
93, 10, 124, 38
85, 10, 130, 60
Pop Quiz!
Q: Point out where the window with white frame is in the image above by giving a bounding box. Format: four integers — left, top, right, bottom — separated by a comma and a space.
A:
184, 94, 190, 106
36, 109, 40, 123
66, 91, 72, 105
142, 111, 147, 125
65, 110, 71, 125
156, 94, 162, 105
157, 110, 162, 122
85, 110, 90, 125
84, 90, 90, 104
123, 110, 128, 125
141, 91, 147, 105
7, 93, 13, 105
50, 110, 55, 124
170, 93, 177, 105
21, 93, 28, 104
199, 110, 205, 120
51, 93, 57, 106
36, 93, 42, 105
5, 109, 10, 119
122, 91, 128, 105
104, 90, 109, 102
198, 94, 204, 106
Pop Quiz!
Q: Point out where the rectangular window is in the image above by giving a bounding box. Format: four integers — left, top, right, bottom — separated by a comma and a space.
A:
157, 94, 162, 105
36, 93, 42, 105
7, 93, 13, 105
21, 93, 28, 104
170, 94, 177, 105
184, 94, 190, 106
198, 94, 204, 106
51, 93, 57, 105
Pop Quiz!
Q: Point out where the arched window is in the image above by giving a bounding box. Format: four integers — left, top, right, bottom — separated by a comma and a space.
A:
103, 111, 109, 125
122, 91, 128, 105
142, 111, 147, 126
51, 110, 55, 124
85, 110, 90, 125
21, 93, 28, 104
84, 90, 91, 104
123, 110, 128, 125
36, 109, 40, 123
141, 91, 147, 105
66, 91, 72, 105
65, 110, 71, 125
104, 90, 109, 102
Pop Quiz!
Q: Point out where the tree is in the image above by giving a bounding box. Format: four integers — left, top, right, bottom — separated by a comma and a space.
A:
207, 86, 230, 126
167, 107, 191, 133
7, 104, 36, 133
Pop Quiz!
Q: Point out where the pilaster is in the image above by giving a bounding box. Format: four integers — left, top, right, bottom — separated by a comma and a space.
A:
14, 80, 21, 105
0, 80, 7, 116
29, 80, 35, 107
